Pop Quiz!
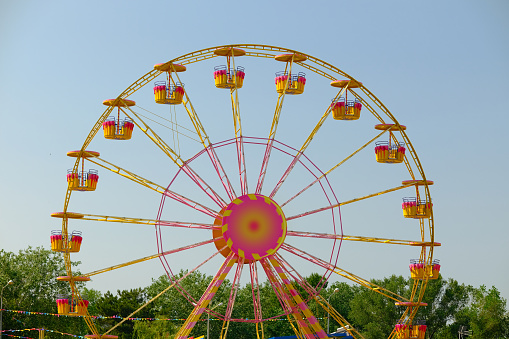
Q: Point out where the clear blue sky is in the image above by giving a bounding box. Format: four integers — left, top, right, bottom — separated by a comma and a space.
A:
1, 0, 508, 307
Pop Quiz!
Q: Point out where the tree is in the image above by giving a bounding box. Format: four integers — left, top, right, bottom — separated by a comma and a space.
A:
0, 247, 88, 338
348, 275, 410, 339
94, 288, 152, 339
466, 285, 509, 339
326, 282, 357, 333
419, 275, 471, 338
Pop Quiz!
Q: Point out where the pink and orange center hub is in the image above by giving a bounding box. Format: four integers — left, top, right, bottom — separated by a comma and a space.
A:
221, 194, 286, 261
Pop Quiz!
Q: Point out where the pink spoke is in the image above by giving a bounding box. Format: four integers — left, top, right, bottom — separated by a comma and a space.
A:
274, 254, 325, 297
205, 145, 237, 201
160, 244, 227, 318
255, 138, 275, 194
287, 230, 339, 240
162, 189, 218, 219
281, 175, 320, 207
273, 255, 315, 296
280, 243, 331, 271
249, 262, 263, 324
157, 220, 218, 231
236, 136, 248, 195
180, 163, 228, 208
287, 203, 338, 221
269, 152, 302, 199
160, 238, 217, 257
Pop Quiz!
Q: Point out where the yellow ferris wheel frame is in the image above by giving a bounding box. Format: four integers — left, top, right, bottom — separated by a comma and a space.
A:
52, 44, 438, 339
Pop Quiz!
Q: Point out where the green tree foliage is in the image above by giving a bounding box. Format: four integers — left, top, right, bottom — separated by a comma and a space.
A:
0, 247, 87, 338
349, 275, 410, 339
94, 288, 152, 339
464, 285, 509, 339
2, 247, 509, 339
419, 276, 471, 338
326, 282, 357, 333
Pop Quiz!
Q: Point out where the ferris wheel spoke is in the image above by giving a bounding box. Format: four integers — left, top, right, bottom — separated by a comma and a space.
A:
255, 59, 296, 195
219, 257, 245, 337
86, 156, 219, 218
175, 252, 237, 339
287, 183, 412, 221
281, 243, 408, 303
286, 230, 440, 247
259, 258, 312, 339
102, 246, 222, 337
273, 254, 364, 339
231, 95, 248, 196
61, 212, 217, 231
249, 262, 264, 331
280, 128, 389, 208
122, 103, 229, 208
269, 86, 350, 199
82, 238, 215, 277
172, 69, 238, 202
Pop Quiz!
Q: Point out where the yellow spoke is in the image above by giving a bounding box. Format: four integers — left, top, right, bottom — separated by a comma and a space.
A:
86, 156, 218, 218
287, 230, 441, 247
69, 212, 218, 230
282, 244, 408, 303
287, 184, 412, 220
83, 239, 216, 277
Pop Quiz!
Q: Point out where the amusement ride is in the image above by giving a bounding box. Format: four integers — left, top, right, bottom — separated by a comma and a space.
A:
50, 44, 439, 339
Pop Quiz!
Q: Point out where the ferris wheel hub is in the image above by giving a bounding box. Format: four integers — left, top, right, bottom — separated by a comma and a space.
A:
220, 194, 287, 261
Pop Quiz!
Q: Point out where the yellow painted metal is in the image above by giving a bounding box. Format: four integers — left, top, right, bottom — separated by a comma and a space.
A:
170, 66, 236, 200
332, 266, 409, 303
66, 212, 217, 229
330, 80, 363, 88
259, 259, 309, 339
227, 49, 247, 194
86, 156, 218, 216
59, 44, 435, 339
299, 85, 349, 153
314, 295, 364, 339
153, 63, 186, 72
287, 230, 441, 247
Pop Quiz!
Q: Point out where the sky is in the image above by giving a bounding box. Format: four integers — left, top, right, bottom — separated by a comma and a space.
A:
1, 0, 508, 313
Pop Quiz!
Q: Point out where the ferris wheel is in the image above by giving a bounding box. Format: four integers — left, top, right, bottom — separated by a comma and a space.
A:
50, 44, 439, 339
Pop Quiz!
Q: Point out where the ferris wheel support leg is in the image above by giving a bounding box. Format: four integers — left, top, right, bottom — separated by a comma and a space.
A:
273, 254, 364, 339
259, 259, 309, 339
268, 256, 328, 339
220, 257, 245, 339
102, 248, 223, 337
175, 252, 237, 339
